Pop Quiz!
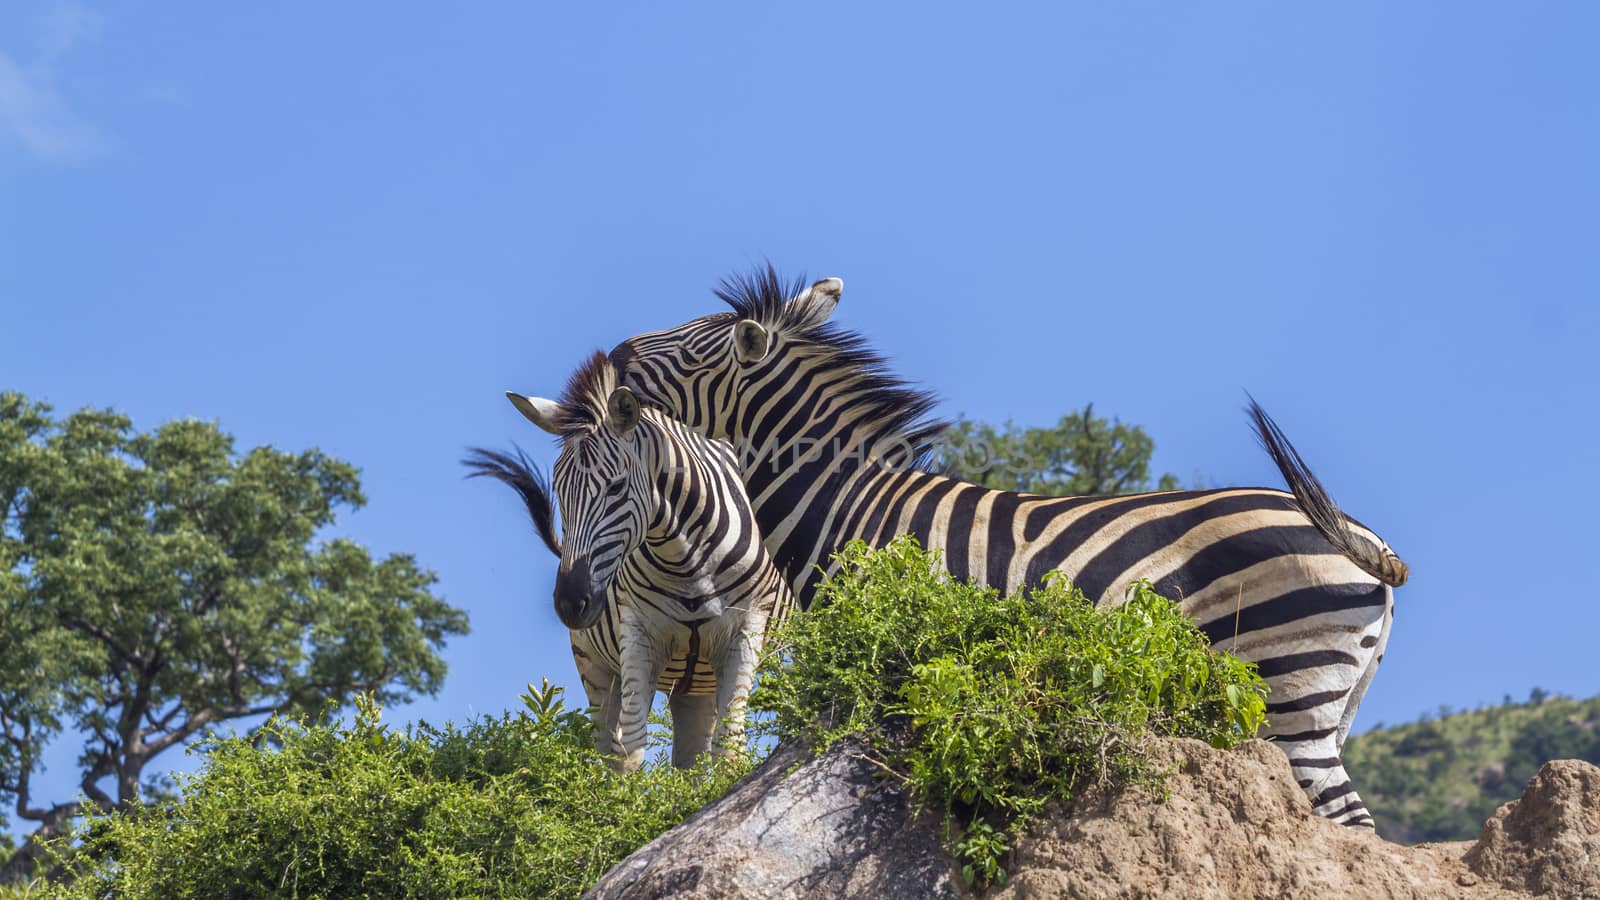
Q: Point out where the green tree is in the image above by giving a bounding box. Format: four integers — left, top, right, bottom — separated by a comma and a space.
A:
1505, 713, 1600, 788
1342, 692, 1600, 844
942, 404, 1180, 495
0, 392, 468, 882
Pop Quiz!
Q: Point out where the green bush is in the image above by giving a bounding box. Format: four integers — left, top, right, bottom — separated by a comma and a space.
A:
752, 536, 1268, 886
43, 686, 752, 900
30, 537, 1267, 896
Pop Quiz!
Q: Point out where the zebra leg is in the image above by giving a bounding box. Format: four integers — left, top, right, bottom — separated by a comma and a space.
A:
1284, 590, 1392, 831
1336, 587, 1395, 752
668, 693, 716, 768
1222, 579, 1387, 829
616, 605, 669, 772
1296, 587, 1392, 829
1263, 662, 1379, 828
710, 604, 770, 758
572, 647, 623, 759
1281, 737, 1375, 828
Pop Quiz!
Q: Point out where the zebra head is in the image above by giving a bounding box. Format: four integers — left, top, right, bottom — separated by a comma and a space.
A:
507, 354, 660, 631
608, 265, 843, 441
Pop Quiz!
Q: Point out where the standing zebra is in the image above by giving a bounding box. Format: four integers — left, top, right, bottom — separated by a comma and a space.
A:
466, 352, 793, 771
602, 267, 1407, 827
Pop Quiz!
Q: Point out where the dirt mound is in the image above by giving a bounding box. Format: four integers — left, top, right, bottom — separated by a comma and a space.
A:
1464, 758, 1600, 896
588, 737, 1600, 899
995, 737, 1509, 899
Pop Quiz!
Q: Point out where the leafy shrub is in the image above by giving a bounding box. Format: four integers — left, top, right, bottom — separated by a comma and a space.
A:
752, 536, 1268, 886
43, 685, 752, 900
32, 537, 1267, 895
1505, 712, 1600, 787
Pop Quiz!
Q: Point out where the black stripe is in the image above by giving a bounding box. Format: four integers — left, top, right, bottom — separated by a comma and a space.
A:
1197, 583, 1388, 645
1287, 756, 1343, 768
739, 360, 815, 439
1151, 525, 1347, 601
1073, 493, 1302, 601
944, 485, 982, 583
833, 473, 889, 565
908, 477, 964, 548
854, 469, 911, 547
1021, 492, 1125, 543
1020, 492, 1212, 592
878, 471, 937, 546
1269, 727, 1337, 744
1312, 781, 1357, 808
1254, 649, 1358, 679
984, 492, 1023, 590
1265, 688, 1350, 715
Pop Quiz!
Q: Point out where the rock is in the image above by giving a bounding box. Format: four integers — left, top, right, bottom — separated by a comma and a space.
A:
1465, 759, 1600, 897
584, 738, 963, 899
991, 737, 1514, 900
590, 737, 1600, 899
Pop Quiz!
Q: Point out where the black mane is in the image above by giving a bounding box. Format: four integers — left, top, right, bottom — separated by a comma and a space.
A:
552, 350, 617, 439
715, 264, 950, 467
713, 265, 811, 330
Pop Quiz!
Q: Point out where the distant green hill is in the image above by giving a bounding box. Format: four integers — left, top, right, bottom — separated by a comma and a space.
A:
1341, 690, 1600, 844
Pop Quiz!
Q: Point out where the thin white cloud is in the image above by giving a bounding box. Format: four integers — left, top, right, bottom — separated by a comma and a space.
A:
0, 1, 105, 162
0, 51, 100, 161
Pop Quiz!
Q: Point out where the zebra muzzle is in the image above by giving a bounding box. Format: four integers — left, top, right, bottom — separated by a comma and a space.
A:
553, 561, 606, 630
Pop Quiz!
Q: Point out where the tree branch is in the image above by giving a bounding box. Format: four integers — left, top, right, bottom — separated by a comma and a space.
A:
141, 700, 281, 757
141, 669, 402, 757
58, 613, 142, 670
191, 583, 224, 617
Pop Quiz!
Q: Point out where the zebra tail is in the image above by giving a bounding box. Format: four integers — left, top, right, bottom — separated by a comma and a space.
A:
1247, 399, 1409, 587
463, 446, 563, 558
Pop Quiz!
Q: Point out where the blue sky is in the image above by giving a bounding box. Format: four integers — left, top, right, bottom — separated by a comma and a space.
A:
3, 2, 1596, 814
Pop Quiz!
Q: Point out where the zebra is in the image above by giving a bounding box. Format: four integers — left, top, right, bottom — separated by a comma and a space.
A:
602, 266, 1408, 827
466, 352, 793, 771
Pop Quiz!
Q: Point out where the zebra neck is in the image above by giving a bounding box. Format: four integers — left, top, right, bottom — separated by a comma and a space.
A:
612, 559, 727, 621
741, 424, 955, 606
640, 502, 758, 615
728, 354, 943, 605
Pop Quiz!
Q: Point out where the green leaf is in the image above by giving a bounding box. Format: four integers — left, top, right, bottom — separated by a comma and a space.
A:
750, 537, 1267, 890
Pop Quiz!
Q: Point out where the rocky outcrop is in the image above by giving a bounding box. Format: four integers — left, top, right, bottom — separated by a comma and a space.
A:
1464, 759, 1600, 897
586, 738, 962, 899
992, 738, 1505, 900
587, 736, 1600, 899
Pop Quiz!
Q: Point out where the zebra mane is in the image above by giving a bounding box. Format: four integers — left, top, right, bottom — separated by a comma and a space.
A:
713, 265, 812, 332
715, 264, 950, 468
553, 350, 621, 439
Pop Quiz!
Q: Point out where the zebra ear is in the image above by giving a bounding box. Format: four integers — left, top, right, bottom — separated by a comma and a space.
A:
791, 277, 842, 329
606, 387, 640, 435
506, 391, 563, 435
733, 319, 771, 363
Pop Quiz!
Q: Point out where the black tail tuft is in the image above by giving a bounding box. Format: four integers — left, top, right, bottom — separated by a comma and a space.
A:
463, 446, 562, 558
1247, 398, 1408, 587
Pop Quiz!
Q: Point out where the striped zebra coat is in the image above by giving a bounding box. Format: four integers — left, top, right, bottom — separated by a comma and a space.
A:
467, 353, 793, 770
605, 267, 1408, 827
